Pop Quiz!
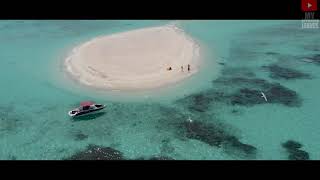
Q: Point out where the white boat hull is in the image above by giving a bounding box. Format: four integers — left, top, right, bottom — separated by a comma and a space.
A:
68, 104, 106, 117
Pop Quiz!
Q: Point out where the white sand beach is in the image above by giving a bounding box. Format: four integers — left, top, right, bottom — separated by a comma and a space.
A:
64, 24, 201, 91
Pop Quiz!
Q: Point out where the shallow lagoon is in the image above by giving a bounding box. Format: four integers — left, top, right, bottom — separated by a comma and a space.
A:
0, 20, 319, 160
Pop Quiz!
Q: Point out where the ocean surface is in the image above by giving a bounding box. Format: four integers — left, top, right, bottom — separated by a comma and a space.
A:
0, 20, 319, 160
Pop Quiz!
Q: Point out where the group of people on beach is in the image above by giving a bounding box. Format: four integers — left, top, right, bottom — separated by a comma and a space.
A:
167, 64, 191, 72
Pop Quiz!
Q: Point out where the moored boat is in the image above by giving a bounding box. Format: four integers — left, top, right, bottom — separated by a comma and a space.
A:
68, 101, 106, 117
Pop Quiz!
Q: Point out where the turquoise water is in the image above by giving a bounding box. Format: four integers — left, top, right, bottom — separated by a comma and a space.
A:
0, 20, 319, 160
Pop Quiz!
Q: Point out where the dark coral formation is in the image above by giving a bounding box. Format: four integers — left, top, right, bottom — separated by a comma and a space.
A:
175, 90, 226, 114
182, 120, 225, 147
222, 136, 257, 158
157, 103, 257, 159
265, 52, 280, 56
178, 77, 302, 113
187, 94, 215, 112
230, 84, 301, 107
149, 156, 175, 160
179, 120, 257, 158
305, 54, 320, 65
0, 106, 21, 133
214, 77, 302, 107
213, 77, 272, 90
282, 140, 309, 160
172, 72, 301, 159
288, 150, 309, 160
265, 84, 301, 107
8, 155, 17, 160
262, 64, 311, 80
135, 156, 175, 160
231, 109, 238, 113
282, 140, 302, 149
160, 138, 175, 154
230, 88, 265, 106
66, 144, 124, 160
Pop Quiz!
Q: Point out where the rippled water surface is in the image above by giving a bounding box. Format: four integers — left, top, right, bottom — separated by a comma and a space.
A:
0, 20, 319, 160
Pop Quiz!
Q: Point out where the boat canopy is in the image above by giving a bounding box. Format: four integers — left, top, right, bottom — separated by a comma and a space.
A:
80, 101, 94, 107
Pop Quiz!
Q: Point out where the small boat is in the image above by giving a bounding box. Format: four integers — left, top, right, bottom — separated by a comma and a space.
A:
68, 101, 106, 117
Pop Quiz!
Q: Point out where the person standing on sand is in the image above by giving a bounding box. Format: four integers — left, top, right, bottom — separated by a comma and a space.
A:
188, 64, 190, 72
181, 66, 184, 72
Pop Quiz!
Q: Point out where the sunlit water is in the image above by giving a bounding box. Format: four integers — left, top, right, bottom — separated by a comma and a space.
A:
0, 20, 319, 160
